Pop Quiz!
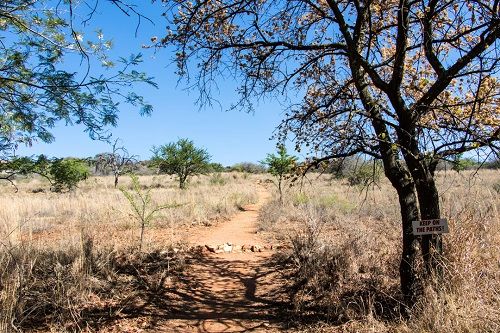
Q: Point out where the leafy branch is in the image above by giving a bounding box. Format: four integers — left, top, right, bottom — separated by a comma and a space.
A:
120, 174, 181, 251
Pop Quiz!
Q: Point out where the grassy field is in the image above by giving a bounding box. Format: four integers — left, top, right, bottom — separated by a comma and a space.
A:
1, 169, 499, 332
0, 172, 259, 332
259, 169, 500, 332
0, 173, 258, 251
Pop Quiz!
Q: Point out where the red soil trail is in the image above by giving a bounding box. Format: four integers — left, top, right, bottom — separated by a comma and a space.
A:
152, 184, 289, 333
188, 185, 272, 247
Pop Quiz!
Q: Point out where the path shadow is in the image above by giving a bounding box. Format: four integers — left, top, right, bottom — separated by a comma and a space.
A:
85, 253, 292, 332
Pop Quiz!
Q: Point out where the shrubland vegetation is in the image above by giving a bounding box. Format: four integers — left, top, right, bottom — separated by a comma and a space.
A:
259, 169, 500, 332
1, 0, 499, 332
0, 156, 90, 193
0, 172, 258, 331
229, 162, 267, 174
1, 167, 498, 332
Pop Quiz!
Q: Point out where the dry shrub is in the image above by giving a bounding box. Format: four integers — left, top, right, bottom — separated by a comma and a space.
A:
403, 186, 500, 333
0, 234, 186, 332
269, 170, 499, 332
278, 215, 401, 325
0, 237, 102, 331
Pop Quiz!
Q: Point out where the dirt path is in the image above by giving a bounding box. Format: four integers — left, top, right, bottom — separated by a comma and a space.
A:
189, 185, 271, 247
154, 184, 289, 332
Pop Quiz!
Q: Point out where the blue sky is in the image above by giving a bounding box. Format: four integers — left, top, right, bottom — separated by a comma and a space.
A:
16, 2, 293, 166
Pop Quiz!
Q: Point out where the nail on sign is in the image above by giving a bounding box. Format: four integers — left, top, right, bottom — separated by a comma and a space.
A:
412, 218, 449, 235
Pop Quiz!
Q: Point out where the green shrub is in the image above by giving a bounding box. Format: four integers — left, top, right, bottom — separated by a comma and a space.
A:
346, 162, 382, 186
292, 192, 309, 206
261, 146, 297, 204
50, 158, 89, 192
208, 162, 225, 173
209, 173, 227, 186
452, 156, 478, 172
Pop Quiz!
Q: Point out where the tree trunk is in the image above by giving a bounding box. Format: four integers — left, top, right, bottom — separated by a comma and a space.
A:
399, 127, 443, 278
278, 175, 283, 205
383, 166, 422, 305
139, 221, 145, 252
413, 170, 443, 276
346, 54, 422, 305
114, 173, 119, 188
179, 174, 187, 189
396, 122, 444, 279
394, 180, 422, 305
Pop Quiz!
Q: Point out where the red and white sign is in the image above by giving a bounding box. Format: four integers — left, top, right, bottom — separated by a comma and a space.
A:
412, 218, 449, 235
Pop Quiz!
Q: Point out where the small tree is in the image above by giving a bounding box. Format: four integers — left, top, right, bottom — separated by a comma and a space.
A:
151, 138, 211, 189
94, 138, 138, 187
261, 146, 297, 204
120, 174, 177, 251
0, 155, 52, 191
50, 158, 89, 192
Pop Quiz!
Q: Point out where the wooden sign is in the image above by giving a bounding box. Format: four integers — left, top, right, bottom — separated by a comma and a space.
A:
412, 218, 449, 235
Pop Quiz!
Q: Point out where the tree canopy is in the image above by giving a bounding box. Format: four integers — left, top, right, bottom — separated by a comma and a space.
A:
0, 0, 156, 156
158, 0, 498, 160
158, 0, 499, 303
261, 145, 297, 203
151, 138, 211, 189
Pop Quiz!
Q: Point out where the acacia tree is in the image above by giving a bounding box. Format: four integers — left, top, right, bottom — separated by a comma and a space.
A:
151, 138, 211, 189
158, 0, 499, 303
261, 146, 297, 204
94, 138, 138, 187
0, 155, 52, 191
0, 1, 156, 157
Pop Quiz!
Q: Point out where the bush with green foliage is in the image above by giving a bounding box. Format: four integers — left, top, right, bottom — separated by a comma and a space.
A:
0, 155, 51, 191
50, 158, 89, 192
261, 146, 297, 203
151, 138, 211, 189
452, 156, 478, 172
208, 162, 225, 173
345, 161, 383, 186
229, 162, 267, 173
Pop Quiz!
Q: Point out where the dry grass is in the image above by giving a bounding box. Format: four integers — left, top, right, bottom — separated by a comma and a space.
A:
0, 233, 187, 332
0, 173, 258, 251
0, 172, 259, 332
1, 169, 498, 332
261, 169, 500, 332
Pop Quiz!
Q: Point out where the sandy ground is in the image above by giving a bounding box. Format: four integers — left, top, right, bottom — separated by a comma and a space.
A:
100, 184, 290, 333
156, 185, 287, 332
